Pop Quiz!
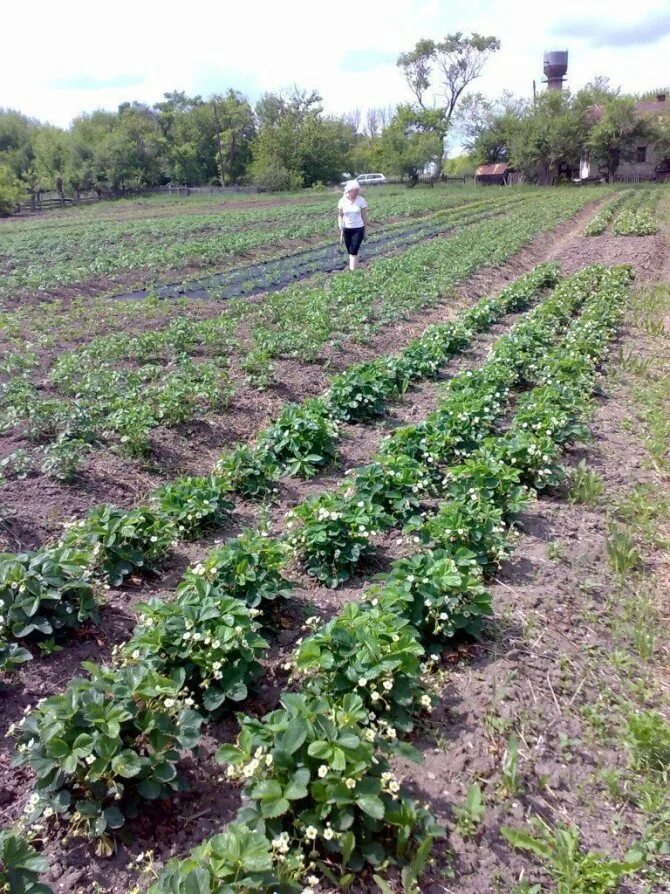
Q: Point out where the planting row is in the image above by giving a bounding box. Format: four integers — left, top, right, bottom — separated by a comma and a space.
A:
0, 265, 560, 669
146, 263, 632, 893
583, 191, 631, 235
0, 190, 596, 476
5, 266, 629, 885
0, 188, 493, 297
114, 193, 530, 302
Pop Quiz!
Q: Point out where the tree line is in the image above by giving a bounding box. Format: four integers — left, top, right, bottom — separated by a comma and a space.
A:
455, 78, 670, 183
0, 33, 502, 213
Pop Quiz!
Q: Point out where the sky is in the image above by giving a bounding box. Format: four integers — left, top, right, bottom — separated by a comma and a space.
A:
2, 0, 670, 135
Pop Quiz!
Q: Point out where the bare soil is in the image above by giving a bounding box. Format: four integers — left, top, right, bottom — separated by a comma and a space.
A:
1, 203, 668, 894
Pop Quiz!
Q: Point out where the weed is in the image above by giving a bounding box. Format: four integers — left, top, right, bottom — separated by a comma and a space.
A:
569, 461, 605, 505
452, 783, 486, 837
606, 527, 641, 576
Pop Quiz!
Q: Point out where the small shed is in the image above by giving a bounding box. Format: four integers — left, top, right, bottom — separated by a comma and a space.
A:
475, 163, 510, 185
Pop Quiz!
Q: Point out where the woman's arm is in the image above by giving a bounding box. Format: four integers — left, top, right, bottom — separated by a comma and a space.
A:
338, 207, 344, 229
361, 207, 368, 229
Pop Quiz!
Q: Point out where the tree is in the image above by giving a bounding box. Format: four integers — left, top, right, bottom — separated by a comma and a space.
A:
510, 91, 587, 184
30, 125, 72, 199
0, 109, 37, 178
587, 97, 651, 181
379, 105, 442, 185
397, 33, 501, 170
0, 164, 22, 215
210, 90, 255, 185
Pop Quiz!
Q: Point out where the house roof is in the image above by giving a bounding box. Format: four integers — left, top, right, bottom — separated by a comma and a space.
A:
476, 163, 509, 176
587, 98, 670, 122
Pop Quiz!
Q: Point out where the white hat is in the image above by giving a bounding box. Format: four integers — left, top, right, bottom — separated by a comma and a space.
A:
343, 179, 361, 192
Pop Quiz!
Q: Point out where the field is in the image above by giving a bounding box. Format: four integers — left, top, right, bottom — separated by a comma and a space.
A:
0, 184, 668, 894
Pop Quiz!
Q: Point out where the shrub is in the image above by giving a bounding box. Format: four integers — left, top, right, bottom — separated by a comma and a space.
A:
217, 692, 442, 873
13, 663, 203, 838
325, 361, 398, 423
406, 496, 512, 571
125, 592, 268, 714
154, 474, 233, 539
0, 547, 97, 640
0, 165, 22, 216
61, 506, 175, 586
352, 455, 430, 522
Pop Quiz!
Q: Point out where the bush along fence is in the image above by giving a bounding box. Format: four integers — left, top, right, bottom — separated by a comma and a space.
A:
5, 264, 633, 892
0, 264, 559, 672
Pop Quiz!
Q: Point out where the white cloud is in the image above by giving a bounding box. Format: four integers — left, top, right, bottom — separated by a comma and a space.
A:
2, 0, 669, 128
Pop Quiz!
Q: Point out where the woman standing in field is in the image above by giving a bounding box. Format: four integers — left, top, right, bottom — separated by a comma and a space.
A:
338, 180, 368, 270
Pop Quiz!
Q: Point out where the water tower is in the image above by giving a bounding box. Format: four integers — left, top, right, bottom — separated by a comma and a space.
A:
543, 50, 568, 91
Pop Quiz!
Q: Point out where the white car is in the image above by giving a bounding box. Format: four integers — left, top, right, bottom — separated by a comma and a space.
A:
340, 173, 388, 187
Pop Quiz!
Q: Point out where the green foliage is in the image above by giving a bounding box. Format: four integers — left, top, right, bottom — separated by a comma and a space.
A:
606, 527, 641, 576
325, 361, 401, 423
154, 474, 233, 539
0, 547, 97, 640
452, 783, 485, 837
501, 821, 641, 893
352, 456, 430, 522
612, 208, 659, 236
215, 445, 279, 499
260, 400, 338, 478
178, 530, 292, 611
569, 461, 605, 505
60, 506, 175, 586
13, 663, 203, 837
406, 496, 511, 571
148, 822, 302, 893
0, 639, 32, 674
0, 164, 22, 215
295, 602, 429, 732
624, 710, 670, 775
217, 692, 441, 873
0, 829, 51, 893
376, 548, 492, 643
287, 492, 385, 587
39, 436, 91, 482
125, 592, 267, 714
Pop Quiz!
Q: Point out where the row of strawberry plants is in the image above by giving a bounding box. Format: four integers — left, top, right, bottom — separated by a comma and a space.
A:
0, 266, 559, 669
0, 191, 585, 464
611, 189, 660, 236
7, 267, 606, 862
1, 194, 530, 464
584, 190, 630, 235
145, 264, 633, 892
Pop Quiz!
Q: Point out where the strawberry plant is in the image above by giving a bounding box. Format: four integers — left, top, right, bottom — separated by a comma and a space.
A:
215, 444, 279, 498
0, 829, 51, 893
0, 639, 32, 674
444, 449, 531, 521
60, 506, 175, 586
295, 602, 429, 732
260, 400, 338, 478
497, 431, 565, 491
217, 692, 442, 873
376, 549, 492, 644
154, 474, 233, 539
406, 497, 512, 572
351, 455, 430, 522
325, 361, 399, 422
287, 493, 385, 587
179, 530, 292, 611
125, 592, 268, 714
148, 822, 303, 893
13, 663, 203, 839
0, 547, 97, 640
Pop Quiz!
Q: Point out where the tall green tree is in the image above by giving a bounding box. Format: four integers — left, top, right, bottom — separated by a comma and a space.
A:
397, 33, 501, 170
379, 105, 443, 185
587, 97, 651, 181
